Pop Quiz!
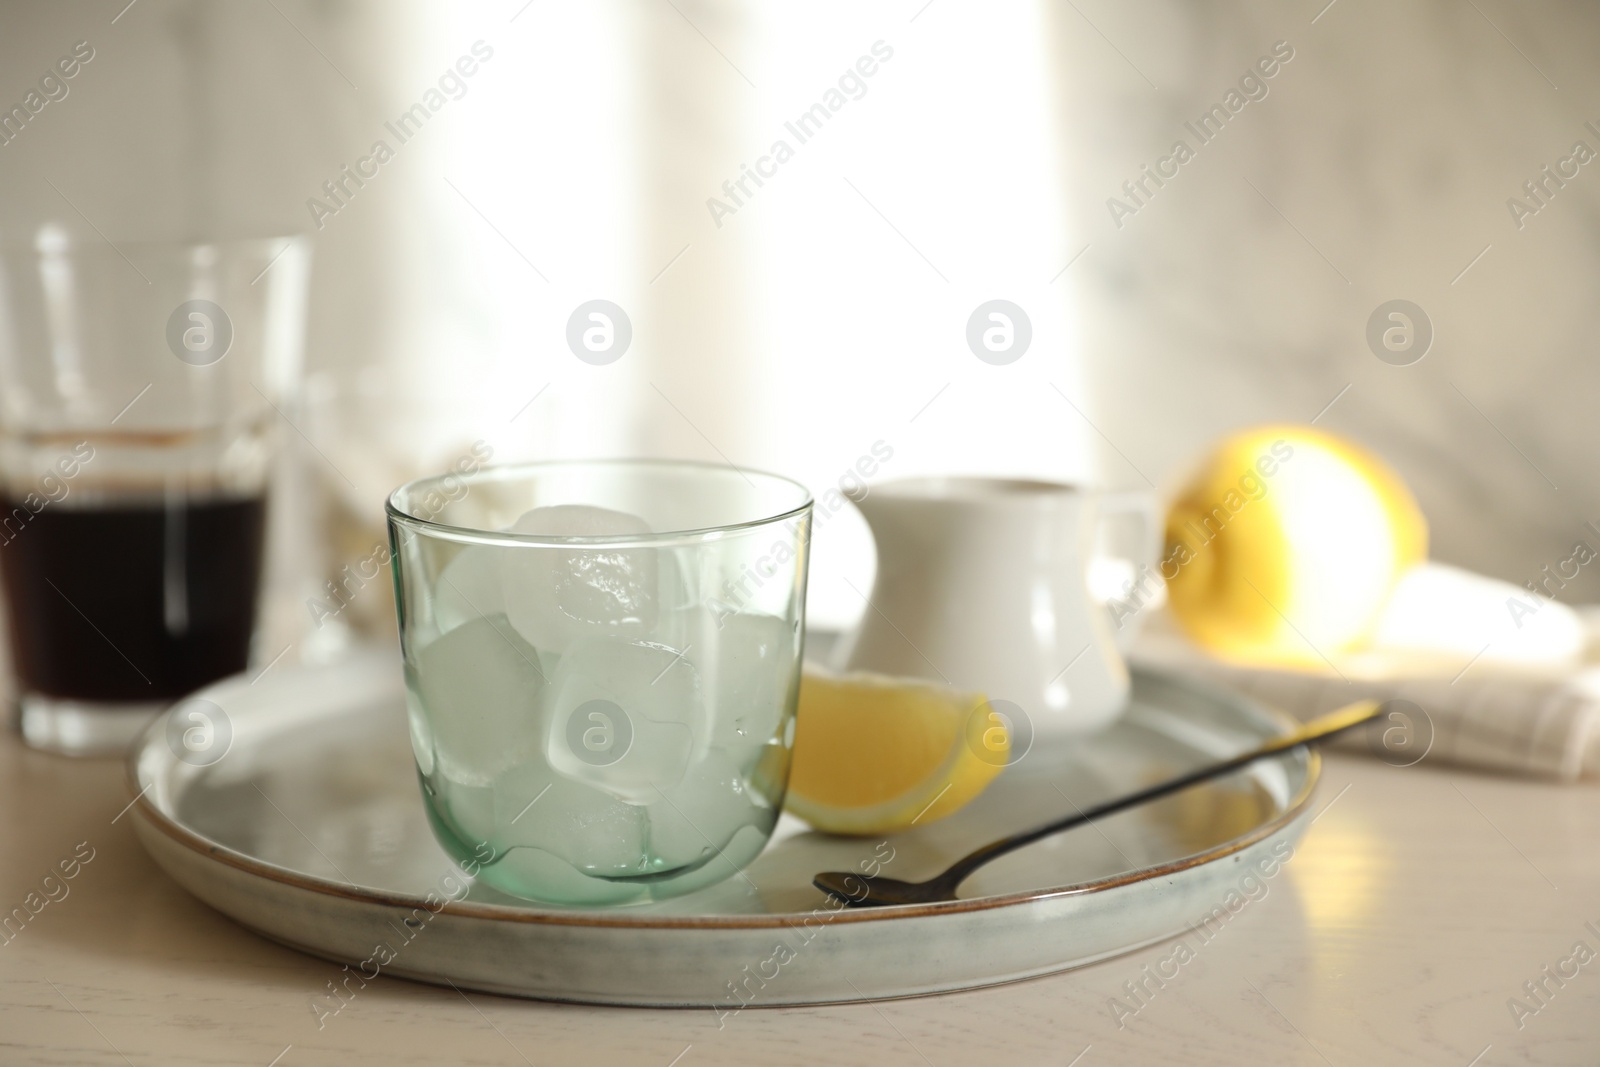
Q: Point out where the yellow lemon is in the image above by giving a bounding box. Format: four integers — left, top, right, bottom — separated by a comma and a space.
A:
1164, 425, 1426, 668
784, 669, 1008, 835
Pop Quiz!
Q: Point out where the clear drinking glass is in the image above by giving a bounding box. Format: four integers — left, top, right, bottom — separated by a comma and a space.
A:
0, 228, 310, 754
387, 460, 812, 905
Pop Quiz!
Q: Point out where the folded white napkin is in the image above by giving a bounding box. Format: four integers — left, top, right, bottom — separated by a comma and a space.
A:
1131, 563, 1600, 781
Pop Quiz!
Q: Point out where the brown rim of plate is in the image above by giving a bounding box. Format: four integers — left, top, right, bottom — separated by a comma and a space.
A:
123, 687, 1320, 930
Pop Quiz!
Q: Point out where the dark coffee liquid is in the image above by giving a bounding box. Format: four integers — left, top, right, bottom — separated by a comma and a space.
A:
0, 494, 267, 703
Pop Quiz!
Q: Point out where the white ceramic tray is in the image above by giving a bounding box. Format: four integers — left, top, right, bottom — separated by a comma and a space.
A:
127, 650, 1318, 1008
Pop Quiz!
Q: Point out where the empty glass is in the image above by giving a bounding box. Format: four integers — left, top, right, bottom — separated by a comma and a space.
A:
387, 460, 812, 905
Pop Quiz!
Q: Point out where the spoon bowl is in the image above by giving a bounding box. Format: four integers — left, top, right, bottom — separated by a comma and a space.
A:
811, 871, 959, 908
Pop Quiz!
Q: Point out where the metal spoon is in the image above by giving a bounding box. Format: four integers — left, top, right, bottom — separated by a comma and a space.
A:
814, 698, 1385, 908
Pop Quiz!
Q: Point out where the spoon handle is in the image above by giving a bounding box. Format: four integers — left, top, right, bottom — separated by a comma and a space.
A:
938, 699, 1385, 890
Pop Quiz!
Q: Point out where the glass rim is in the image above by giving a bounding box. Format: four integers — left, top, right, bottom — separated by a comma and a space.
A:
0, 228, 309, 257
385, 458, 815, 548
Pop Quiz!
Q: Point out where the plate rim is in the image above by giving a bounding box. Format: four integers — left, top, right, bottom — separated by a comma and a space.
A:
125, 660, 1321, 930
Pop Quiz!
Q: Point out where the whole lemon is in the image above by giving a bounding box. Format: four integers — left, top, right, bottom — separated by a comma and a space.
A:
1163, 425, 1426, 668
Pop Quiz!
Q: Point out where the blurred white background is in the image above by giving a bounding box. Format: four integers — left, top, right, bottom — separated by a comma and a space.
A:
1, 0, 1597, 634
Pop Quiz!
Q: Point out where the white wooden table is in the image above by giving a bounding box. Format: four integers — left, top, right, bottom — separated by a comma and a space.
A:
0, 732, 1595, 1066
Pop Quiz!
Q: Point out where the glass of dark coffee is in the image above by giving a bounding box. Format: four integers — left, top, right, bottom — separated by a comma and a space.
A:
0, 228, 310, 754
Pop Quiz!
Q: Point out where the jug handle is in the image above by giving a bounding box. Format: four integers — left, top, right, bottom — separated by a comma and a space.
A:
1090, 490, 1163, 653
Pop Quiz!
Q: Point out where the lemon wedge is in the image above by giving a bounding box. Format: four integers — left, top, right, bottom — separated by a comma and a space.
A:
784, 668, 1007, 835
1164, 424, 1427, 668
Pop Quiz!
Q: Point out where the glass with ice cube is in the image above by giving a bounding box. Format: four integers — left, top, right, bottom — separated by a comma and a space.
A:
386, 460, 812, 905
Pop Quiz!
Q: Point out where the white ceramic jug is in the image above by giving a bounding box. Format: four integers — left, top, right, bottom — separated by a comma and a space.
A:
834, 477, 1157, 739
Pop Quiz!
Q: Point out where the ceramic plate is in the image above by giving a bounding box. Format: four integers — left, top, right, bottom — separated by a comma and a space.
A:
127, 650, 1318, 1008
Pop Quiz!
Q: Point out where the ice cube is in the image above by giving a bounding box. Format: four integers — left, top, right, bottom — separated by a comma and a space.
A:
508, 504, 652, 539
433, 545, 505, 635
494, 757, 648, 875
403, 688, 436, 776
433, 772, 496, 850
412, 614, 549, 785
542, 636, 705, 804
671, 608, 797, 753
644, 748, 764, 872
501, 505, 663, 654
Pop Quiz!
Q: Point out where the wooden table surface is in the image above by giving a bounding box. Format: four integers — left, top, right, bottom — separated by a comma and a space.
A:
1, 730, 1597, 1066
